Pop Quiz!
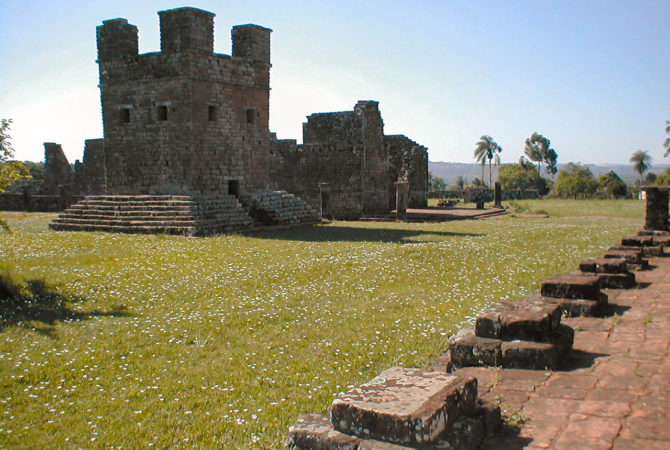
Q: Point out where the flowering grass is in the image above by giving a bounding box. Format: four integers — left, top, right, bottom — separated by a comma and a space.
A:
0, 207, 641, 448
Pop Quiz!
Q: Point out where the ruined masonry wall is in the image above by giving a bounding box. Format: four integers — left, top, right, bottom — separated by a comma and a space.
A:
40, 143, 73, 195
385, 135, 428, 208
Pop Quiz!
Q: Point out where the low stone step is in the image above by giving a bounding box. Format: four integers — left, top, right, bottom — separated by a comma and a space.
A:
603, 248, 649, 270
579, 257, 627, 274
610, 244, 664, 257
527, 292, 607, 318
49, 222, 198, 236
596, 271, 637, 289
475, 297, 561, 342
447, 325, 573, 371
541, 273, 601, 300
329, 367, 477, 446
288, 407, 498, 450
621, 235, 655, 247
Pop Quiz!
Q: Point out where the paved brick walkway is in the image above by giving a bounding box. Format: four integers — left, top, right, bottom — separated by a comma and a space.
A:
451, 255, 670, 449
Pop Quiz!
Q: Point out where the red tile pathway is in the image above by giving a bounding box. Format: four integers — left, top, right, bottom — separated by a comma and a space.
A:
452, 254, 670, 449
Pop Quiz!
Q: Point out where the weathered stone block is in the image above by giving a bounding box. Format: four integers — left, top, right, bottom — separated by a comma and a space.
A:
501, 340, 559, 370
621, 235, 655, 247
476, 299, 561, 342
329, 367, 477, 446
447, 329, 502, 368
579, 257, 628, 274
597, 272, 637, 289
286, 413, 359, 449
541, 273, 600, 300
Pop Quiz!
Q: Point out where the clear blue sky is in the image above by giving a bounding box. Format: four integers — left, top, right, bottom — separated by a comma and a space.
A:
1, 0, 668, 165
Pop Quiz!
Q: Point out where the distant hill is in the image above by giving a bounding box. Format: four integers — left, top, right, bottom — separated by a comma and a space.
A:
429, 161, 670, 186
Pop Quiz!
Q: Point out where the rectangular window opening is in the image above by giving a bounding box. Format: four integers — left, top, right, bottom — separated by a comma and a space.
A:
157, 105, 168, 121
246, 108, 255, 124
120, 108, 130, 124
208, 105, 217, 121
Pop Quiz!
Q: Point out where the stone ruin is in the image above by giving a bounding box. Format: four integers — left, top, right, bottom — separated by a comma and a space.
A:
287, 186, 670, 448
271, 104, 428, 220
0, 6, 426, 233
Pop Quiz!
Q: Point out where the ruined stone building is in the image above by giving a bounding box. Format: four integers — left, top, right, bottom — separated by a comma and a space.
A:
270, 103, 428, 220
26, 6, 427, 233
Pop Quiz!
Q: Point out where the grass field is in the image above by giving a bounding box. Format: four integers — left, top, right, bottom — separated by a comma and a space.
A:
0, 201, 643, 447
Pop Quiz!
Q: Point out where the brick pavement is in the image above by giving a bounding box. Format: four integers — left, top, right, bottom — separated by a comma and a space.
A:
465, 254, 670, 449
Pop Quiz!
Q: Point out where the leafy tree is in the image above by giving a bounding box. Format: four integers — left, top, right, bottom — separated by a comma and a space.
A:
664, 120, 670, 157
524, 132, 558, 177
427, 171, 447, 192
498, 161, 549, 195
553, 163, 599, 199
473, 135, 502, 188
653, 168, 670, 186
598, 171, 627, 199
643, 172, 657, 186
629, 150, 652, 185
454, 175, 465, 189
0, 119, 31, 193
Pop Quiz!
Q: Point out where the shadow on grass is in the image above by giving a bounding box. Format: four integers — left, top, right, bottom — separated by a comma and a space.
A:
249, 224, 482, 243
0, 273, 131, 337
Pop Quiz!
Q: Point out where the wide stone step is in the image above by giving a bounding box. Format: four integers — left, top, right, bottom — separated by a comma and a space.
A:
447, 325, 574, 370
603, 248, 648, 270
475, 297, 562, 342
527, 291, 607, 318
286, 367, 500, 449
49, 222, 198, 236
610, 244, 664, 257
51, 217, 199, 227
541, 273, 601, 300
329, 367, 478, 446
579, 257, 627, 274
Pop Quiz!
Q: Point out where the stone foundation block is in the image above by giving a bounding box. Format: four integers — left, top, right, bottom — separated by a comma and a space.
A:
579, 257, 628, 274
610, 244, 663, 258
447, 329, 502, 368
286, 414, 359, 449
329, 367, 477, 446
603, 248, 648, 270
541, 273, 601, 300
501, 340, 559, 370
597, 272, 637, 289
475, 299, 561, 341
621, 235, 655, 247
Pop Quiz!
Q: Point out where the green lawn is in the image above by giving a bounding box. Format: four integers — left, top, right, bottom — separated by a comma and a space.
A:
0, 207, 642, 448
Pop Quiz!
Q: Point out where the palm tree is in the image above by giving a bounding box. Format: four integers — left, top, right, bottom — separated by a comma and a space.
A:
664, 120, 670, 157
474, 135, 502, 188
524, 132, 558, 177
630, 150, 652, 185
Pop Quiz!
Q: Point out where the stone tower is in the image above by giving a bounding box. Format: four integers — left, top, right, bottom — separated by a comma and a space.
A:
96, 7, 273, 196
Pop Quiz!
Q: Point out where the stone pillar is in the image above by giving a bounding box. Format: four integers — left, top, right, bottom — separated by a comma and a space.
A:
22, 186, 34, 212
394, 180, 409, 219
59, 185, 72, 211
494, 182, 502, 208
642, 186, 669, 231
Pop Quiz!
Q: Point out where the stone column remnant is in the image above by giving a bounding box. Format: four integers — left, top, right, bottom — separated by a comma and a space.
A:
642, 186, 669, 231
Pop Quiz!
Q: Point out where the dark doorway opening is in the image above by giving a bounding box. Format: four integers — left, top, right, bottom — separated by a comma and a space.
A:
228, 180, 240, 198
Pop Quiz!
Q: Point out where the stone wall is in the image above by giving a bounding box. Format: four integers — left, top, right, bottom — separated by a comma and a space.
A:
40, 143, 73, 195
385, 135, 428, 208
270, 102, 428, 219
96, 7, 272, 196
73, 139, 106, 195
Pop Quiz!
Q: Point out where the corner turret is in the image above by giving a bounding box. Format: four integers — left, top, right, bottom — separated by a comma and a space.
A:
232, 24, 272, 64
96, 18, 138, 62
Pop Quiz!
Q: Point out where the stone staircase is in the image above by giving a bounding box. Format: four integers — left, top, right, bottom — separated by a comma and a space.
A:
49, 195, 252, 236
240, 190, 320, 227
